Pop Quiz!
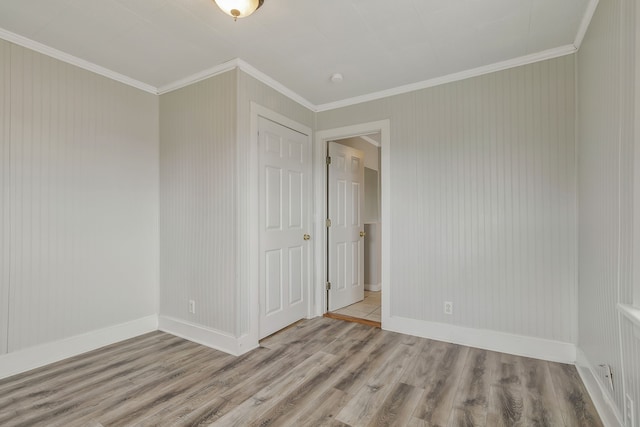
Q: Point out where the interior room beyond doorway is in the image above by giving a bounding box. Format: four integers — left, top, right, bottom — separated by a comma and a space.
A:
332, 290, 381, 322
327, 133, 381, 326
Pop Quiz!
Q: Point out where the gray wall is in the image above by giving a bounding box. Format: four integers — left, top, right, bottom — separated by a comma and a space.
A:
0, 39, 9, 355
5, 16, 640, 423
577, 0, 639, 419
159, 69, 314, 338
0, 39, 159, 354
159, 71, 238, 335
318, 55, 578, 343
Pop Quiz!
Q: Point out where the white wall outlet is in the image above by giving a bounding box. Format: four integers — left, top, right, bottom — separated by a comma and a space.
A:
188, 300, 196, 314
444, 301, 453, 315
625, 394, 634, 427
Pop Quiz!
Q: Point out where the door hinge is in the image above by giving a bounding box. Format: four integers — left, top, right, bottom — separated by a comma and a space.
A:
326, 218, 332, 228
326, 156, 332, 165
326, 282, 332, 290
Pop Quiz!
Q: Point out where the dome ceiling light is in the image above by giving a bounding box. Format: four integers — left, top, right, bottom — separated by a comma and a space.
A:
214, 0, 264, 21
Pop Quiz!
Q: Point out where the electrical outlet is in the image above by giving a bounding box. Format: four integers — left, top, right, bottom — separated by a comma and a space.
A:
444, 301, 453, 315
188, 300, 196, 314
625, 394, 635, 427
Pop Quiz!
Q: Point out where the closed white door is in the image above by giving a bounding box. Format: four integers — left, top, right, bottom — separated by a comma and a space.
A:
328, 142, 365, 311
259, 117, 311, 339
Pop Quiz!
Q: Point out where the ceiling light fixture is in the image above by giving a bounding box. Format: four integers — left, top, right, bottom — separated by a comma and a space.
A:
214, 0, 264, 21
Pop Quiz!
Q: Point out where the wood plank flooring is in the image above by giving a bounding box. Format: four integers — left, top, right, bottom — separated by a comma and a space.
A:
0, 317, 602, 426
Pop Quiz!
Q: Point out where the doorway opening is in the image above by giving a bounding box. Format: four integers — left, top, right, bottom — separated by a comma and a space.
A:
325, 135, 381, 326
313, 120, 390, 329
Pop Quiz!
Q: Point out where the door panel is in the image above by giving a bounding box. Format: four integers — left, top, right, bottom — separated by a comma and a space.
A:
265, 249, 282, 315
328, 142, 365, 311
337, 242, 347, 291
289, 246, 303, 303
351, 182, 360, 225
259, 117, 310, 339
288, 171, 303, 228
337, 180, 347, 226
265, 167, 282, 230
351, 242, 360, 286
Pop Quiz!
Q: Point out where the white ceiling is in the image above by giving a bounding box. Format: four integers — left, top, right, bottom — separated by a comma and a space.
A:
0, 0, 593, 108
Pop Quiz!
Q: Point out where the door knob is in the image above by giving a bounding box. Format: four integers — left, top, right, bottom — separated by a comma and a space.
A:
360, 231, 366, 238
303, 234, 311, 241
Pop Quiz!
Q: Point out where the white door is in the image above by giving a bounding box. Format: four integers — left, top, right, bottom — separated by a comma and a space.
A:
259, 117, 311, 339
328, 142, 365, 311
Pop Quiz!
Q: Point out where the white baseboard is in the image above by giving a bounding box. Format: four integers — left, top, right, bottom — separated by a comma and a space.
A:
575, 348, 624, 427
0, 315, 158, 380
158, 316, 257, 356
383, 315, 576, 363
364, 283, 381, 292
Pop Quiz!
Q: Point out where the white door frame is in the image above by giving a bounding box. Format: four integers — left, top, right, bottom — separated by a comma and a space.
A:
314, 120, 391, 326
244, 103, 313, 352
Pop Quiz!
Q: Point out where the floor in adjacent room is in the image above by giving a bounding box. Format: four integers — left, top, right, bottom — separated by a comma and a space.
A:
332, 290, 381, 323
0, 317, 602, 427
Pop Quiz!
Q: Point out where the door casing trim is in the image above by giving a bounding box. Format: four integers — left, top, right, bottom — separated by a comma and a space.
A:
314, 120, 391, 326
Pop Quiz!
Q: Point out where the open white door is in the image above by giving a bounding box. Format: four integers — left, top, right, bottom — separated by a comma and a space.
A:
328, 142, 365, 311
259, 117, 311, 339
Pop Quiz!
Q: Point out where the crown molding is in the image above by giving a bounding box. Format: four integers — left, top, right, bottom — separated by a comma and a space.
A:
158, 45, 577, 113
574, 0, 600, 49
1, 26, 584, 113
0, 28, 157, 94
235, 59, 317, 112
157, 58, 317, 112
315, 44, 577, 112
156, 58, 240, 95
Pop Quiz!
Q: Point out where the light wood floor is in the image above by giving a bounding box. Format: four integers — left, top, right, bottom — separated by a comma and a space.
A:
332, 291, 381, 322
0, 317, 602, 426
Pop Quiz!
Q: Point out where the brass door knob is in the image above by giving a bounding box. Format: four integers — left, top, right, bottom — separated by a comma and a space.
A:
303, 234, 311, 241
360, 231, 366, 238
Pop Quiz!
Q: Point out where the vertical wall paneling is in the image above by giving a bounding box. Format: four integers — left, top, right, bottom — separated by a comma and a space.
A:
317, 55, 577, 344
158, 68, 313, 347
159, 71, 238, 335
6, 44, 159, 353
578, 0, 639, 418
636, 0, 640, 311
0, 39, 9, 355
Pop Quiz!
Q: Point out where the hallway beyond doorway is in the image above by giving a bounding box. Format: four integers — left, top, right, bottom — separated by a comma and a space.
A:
332, 290, 380, 323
